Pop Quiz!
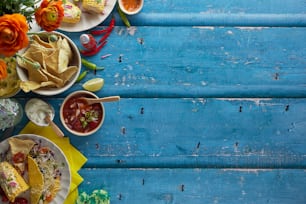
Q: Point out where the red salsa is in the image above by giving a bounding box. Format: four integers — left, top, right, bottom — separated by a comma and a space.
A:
121, 0, 142, 12
62, 94, 103, 133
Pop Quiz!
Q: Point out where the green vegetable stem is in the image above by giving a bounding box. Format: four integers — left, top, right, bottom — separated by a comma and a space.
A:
118, 5, 131, 27
76, 70, 88, 82
81, 58, 104, 70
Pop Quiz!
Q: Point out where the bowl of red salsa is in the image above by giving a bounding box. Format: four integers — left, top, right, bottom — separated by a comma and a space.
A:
60, 90, 105, 136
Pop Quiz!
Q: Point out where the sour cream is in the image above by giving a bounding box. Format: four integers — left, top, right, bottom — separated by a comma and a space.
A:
25, 98, 54, 126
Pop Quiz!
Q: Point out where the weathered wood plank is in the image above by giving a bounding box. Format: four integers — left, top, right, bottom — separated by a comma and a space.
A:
141, 0, 306, 14
112, 0, 306, 27
12, 98, 306, 168
78, 168, 306, 204
52, 27, 306, 98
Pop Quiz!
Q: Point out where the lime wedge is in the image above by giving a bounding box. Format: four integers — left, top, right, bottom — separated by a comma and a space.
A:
82, 78, 104, 92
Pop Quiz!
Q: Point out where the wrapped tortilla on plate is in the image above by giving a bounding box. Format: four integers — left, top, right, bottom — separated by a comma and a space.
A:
0, 161, 29, 202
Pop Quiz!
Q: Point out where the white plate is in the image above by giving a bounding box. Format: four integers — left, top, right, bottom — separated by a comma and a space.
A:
0, 134, 71, 204
59, 0, 117, 32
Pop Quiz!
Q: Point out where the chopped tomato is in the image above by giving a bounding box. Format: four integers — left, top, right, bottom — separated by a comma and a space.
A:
45, 194, 53, 202
12, 152, 25, 163
39, 147, 49, 154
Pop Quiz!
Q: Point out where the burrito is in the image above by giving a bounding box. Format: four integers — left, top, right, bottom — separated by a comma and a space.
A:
0, 161, 29, 202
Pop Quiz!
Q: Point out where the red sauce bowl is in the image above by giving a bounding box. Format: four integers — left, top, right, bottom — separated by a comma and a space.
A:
60, 90, 105, 136
118, 0, 144, 15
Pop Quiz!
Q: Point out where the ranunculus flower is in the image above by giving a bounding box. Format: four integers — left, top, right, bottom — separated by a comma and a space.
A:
0, 14, 29, 57
0, 59, 7, 80
35, 0, 64, 32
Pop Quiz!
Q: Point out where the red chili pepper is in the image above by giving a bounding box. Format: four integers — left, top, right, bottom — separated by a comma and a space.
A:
81, 17, 115, 56
91, 17, 115, 35
90, 28, 109, 35
80, 40, 107, 57
98, 31, 112, 44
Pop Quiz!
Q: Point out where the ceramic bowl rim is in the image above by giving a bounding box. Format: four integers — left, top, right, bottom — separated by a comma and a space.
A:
118, 0, 144, 15
16, 31, 81, 96
60, 90, 105, 136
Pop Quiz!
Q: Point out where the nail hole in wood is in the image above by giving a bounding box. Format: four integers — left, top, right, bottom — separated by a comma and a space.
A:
118, 193, 122, 200
116, 159, 123, 164
235, 142, 239, 147
274, 73, 279, 80
285, 105, 289, 111
140, 107, 144, 114
137, 38, 144, 45
180, 184, 185, 192
239, 106, 242, 112
118, 55, 122, 63
95, 143, 100, 149
121, 127, 126, 134
142, 179, 145, 185
196, 142, 200, 149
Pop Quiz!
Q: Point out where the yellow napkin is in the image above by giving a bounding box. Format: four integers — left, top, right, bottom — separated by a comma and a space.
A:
20, 121, 87, 203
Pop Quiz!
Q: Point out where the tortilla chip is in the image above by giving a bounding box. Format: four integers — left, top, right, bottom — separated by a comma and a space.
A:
28, 156, 44, 204
45, 178, 61, 204
60, 66, 78, 82
40, 68, 64, 87
58, 38, 72, 59
32, 35, 53, 48
17, 57, 48, 83
8, 138, 36, 173
20, 81, 57, 92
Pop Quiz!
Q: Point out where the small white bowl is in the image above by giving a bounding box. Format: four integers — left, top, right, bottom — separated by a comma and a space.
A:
25, 98, 55, 126
118, 0, 144, 15
16, 31, 81, 96
60, 90, 105, 136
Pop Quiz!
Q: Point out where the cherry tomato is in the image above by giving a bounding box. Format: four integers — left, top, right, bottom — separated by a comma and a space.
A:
12, 152, 25, 163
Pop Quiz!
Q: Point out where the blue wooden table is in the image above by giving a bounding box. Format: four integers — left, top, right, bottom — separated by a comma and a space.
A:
8, 0, 306, 203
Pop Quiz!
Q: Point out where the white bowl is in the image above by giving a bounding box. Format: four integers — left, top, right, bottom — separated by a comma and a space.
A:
60, 90, 105, 136
16, 31, 81, 96
118, 0, 144, 15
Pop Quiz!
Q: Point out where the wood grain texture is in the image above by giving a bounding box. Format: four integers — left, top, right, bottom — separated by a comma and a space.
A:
56, 27, 306, 98
13, 98, 306, 169
7, 0, 306, 203
78, 168, 306, 204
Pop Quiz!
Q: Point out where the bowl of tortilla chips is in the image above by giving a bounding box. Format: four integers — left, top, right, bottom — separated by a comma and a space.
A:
16, 31, 81, 96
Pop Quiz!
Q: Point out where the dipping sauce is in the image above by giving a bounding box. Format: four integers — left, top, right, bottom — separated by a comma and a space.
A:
62, 94, 103, 133
25, 98, 54, 126
121, 0, 142, 13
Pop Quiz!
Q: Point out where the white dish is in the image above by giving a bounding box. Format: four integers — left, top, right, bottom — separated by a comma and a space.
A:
16, 31, 81, 96
25, 98, 55, 126
118, 0, 143, 15
59, 0, 117, 32
0, 134, 71, 204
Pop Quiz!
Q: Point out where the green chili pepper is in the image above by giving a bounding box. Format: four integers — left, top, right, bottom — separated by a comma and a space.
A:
81, 58, 104, 70
117, 6, 131, 27
76, 70, 88, 82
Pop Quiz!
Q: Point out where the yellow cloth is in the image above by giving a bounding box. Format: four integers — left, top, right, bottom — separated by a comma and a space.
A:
20, 121, 87, 203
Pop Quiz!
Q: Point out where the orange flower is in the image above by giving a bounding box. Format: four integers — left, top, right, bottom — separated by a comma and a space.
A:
35, 0, 64, 32
0, 14, 29, 57
0, 59, 7, 80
